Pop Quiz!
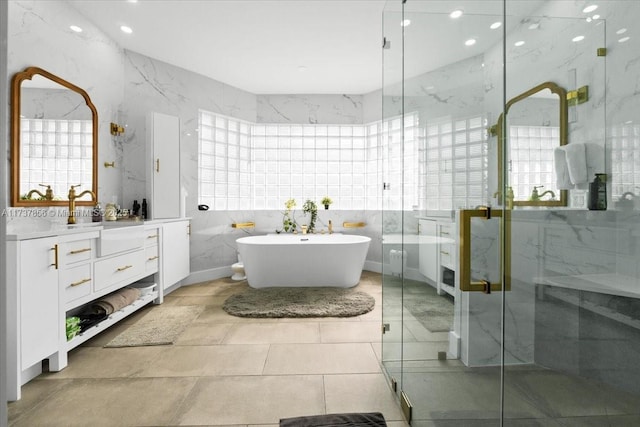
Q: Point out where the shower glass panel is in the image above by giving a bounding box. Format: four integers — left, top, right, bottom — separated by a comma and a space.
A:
381, 1, 404, 398
382, 0, 640, 425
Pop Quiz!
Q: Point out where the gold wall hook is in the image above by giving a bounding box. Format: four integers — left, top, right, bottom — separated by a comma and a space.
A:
110, 122, 125, 136
104, 161, 115, 168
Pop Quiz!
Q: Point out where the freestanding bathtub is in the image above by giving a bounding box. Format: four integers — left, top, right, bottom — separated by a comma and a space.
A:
236, 234, 371, 288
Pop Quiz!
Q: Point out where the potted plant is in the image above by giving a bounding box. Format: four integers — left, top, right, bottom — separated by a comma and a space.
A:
321, 196, 333, 210
280, 198, 297, 233
302, 199, 318, 233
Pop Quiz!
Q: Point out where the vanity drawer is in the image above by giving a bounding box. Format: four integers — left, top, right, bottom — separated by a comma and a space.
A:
61, 264, 92, 305
439, 223, 453, 238
145, 245, 159, 274
59, 239, 94, 266
439, 244, 454, 268
94, 249, 145, 291
145, 228, 160, 246
99, 226, 145, 257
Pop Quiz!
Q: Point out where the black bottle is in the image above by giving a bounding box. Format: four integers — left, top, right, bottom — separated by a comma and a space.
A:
141, 198, 148, 219
132, 200, 140, 216
588, 173, 607, 210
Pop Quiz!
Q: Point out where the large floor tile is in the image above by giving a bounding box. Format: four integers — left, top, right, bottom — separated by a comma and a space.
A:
11, 377, 196, 427
136, 344, 270, 377
223, 322, 321, 344
8, 379, 72, 425
323, 373, 406, 421
173, 375, 324, 425
40, 346, 164, 379
320, 321, 382, 343
175, 322, 234, 345
263, 343, 381, 375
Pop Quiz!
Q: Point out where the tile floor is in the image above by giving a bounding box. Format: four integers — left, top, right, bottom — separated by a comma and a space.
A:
8, 271, 409, 427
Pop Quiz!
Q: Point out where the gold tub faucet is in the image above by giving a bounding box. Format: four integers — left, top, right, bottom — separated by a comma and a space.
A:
67, 185, 96, 224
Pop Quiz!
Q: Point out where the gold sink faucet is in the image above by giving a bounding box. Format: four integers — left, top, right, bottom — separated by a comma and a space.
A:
530, 185, 555, 201
328, 220, 333, 234
68, 185, 96, 224
26, 184, 54, 200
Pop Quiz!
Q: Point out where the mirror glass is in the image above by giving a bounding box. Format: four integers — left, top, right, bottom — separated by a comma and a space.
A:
498, 82, 568, 207
11, 67, 98, 207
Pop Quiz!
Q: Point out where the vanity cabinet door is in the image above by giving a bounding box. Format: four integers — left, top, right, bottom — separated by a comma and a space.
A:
162, 220, 190, 289
19, 237, 59, 369
418, 219, 438, 283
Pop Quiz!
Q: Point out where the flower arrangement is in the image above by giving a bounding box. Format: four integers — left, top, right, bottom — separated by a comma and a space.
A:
302, 199, 318, 233
320, 196, 333, 209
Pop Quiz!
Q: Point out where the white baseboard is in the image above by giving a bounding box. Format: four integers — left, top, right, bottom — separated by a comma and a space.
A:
183, 266, 233, 286
185, 262, 426, 286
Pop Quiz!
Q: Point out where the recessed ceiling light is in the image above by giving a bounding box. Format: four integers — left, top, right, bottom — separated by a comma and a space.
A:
298, 66, 308, 72
619, 36, 630, 43
514, 40, 525, 47
120, 25, 133, 34
127, 0, 138, 3
583, 4, 598, 13
69, 25, 83, 33
401, 19, 411, 27
465, 38, 476, 46
490, 22, 502, 30
617, 28, 627, 34
572, 35, 585, 42
450, 9, 463, 19
592, 14, 600, 19
528, 23, 540, 30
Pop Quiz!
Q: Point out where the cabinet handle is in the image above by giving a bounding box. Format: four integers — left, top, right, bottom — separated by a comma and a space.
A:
69, 248, 91, 255
116, 265, 133, 272
440, 231, 450, 236
187, 224, 191, 235
50, 244, 59, 269
147, 255, 159, 261
156, 158, 160, 172
147, 234, 158, 239
69, 278, 91, 287
440, 251, 450, 256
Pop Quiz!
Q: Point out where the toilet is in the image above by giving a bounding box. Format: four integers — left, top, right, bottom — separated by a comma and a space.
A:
231, 254, 246, 281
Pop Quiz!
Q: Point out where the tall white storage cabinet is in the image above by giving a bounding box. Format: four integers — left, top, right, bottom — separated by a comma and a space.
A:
147, 112, 181, 219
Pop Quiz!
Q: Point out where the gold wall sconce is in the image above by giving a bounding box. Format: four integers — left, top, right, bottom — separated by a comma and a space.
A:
104, 161, 115, 168
232, 222, 255, 229
110, 122, 125, 136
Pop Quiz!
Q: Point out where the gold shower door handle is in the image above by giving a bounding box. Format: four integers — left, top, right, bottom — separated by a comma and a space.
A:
458, 208, 511, 293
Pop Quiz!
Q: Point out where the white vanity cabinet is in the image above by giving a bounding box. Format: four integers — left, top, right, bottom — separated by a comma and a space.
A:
418, 219, 438, 283
162, 220, 190, 290
146, 111, 181, 219
418, 216, 457, 297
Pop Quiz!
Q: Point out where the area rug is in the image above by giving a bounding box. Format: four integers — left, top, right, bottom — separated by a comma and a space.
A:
403, 283, 454, 332
223, 287, 375, 318
104, 305, 205, 347
280, 412, 387, 426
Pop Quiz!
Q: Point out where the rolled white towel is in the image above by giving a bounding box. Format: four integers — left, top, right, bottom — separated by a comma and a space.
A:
554, 147, 572, 189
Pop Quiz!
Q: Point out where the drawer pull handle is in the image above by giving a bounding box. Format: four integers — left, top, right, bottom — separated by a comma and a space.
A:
69, 278, 91, 287
440, 251, 450, 256
147, 255, 159, 261
440, 231, 450, 236
116, 265, 133, 272
69, 248, 91, 255
147, 234, 158, 239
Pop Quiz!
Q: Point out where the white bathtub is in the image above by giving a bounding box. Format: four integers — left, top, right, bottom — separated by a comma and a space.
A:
236, 234, 371, 288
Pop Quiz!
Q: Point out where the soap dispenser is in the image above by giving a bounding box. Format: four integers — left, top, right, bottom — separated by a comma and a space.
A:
588, 173, 607, 210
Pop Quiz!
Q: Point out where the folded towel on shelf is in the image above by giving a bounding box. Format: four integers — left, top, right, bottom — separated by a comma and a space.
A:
554, 143, 588, 188
92, 287, 141, 315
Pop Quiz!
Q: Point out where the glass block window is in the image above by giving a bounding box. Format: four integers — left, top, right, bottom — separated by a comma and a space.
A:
19, 118, 93, 199
421, 115, 487, 210
610, 122, 640, 200
508, 125, 559, 201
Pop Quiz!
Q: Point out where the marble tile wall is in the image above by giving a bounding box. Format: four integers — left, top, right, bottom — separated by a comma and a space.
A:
257, 94, 364, 124
7, 0, 124, 208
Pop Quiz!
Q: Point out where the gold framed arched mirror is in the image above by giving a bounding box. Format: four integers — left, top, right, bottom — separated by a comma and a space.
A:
494, 81, 568, 207
11, 66, 98, 207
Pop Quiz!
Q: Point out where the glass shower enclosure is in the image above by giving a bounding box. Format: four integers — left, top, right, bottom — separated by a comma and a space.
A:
381, 0, 640, 425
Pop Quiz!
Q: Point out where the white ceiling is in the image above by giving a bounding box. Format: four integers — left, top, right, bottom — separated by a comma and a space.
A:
68, 0, 550, 95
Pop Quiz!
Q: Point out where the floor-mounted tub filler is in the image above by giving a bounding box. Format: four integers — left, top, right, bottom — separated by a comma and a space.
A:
236, 233, 371, 288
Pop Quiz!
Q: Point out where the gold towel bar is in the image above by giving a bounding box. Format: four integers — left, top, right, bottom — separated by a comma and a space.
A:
232, 222, 255, 229
343, 222, 366, 228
